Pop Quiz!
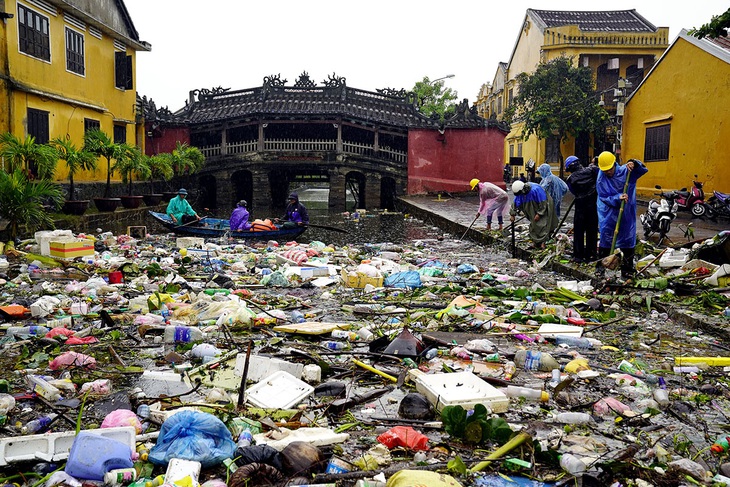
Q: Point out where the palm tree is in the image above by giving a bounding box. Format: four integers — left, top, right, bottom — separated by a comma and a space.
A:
114, 144, 150, 195
0, 133, 58, 180
146, 153, 174, 191
0, 169, 64, 239
164, 141, 205, 182
50, 137, 97, 200
83, 129, 124, 198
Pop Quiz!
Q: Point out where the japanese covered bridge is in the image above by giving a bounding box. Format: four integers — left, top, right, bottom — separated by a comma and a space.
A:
141, 72, 508, 211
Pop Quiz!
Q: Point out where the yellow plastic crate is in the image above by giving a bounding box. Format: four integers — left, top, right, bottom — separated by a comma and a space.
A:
340, 269, 384, 288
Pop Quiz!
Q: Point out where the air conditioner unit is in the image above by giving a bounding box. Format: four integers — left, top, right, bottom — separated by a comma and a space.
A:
637, 58, 644, 69
607, 58, 619, 70
582, 56, 589, 67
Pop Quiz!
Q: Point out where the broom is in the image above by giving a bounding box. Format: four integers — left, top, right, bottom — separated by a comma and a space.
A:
602, 173, 632, 270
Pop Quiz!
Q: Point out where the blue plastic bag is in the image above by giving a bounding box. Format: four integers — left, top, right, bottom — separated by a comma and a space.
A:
149, 411, 236, 467
456, 263, 479, 274
384, 271, 422, 289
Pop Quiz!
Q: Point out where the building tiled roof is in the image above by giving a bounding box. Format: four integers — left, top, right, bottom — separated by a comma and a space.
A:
530, 9, 658, 33
708, 34, 730, 52
172, 74, 499, 130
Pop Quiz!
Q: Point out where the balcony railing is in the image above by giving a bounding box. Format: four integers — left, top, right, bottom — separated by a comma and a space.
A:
198, 138, 407, 163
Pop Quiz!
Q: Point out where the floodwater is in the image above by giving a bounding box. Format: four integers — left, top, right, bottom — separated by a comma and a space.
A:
132, 187, 446, 246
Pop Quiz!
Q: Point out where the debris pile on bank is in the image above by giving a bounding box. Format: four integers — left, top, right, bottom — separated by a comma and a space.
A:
0, 223, 729, 487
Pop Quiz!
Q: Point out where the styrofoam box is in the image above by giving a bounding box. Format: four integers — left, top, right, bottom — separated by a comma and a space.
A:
176, 237, 205, 249
0, 426, 135, 466
409, 370, 509, 413
245, 370, 314, 409
165, 458, 201, 485
301, 267, 330, 279
235, 354, 304, 382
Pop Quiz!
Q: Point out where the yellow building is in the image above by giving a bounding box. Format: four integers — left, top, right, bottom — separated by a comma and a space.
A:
476, 9, 668, 180
623, 29, 730, 198
0, 0, 149, 184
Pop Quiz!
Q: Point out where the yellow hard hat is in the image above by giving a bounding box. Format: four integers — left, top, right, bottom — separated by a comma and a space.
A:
470, 178, 480, 190
598, 151, 616, 171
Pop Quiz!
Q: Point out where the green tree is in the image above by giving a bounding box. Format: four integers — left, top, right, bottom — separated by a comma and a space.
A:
113, 144, 150, 195
51, 137, 97, 200
156, 142, 205, 188
0, 133, 58, 180
83, 129, 126, 198
412, 76, 459, 121
0, 169, 64, 239
504, 56, 609, 176
689, 7, 730, 39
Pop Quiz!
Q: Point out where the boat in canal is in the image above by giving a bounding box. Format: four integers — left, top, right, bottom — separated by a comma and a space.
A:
148, 211, 307, 240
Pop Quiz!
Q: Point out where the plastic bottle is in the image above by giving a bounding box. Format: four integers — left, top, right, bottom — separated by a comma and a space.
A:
357, 327, 374, 342
555, 336, 593, 349
163, 325, 205, 344
321, 341, 346, 351
560, 453, 586, 476
27, 375, 62, 401
145, 475, 165, 487
514, 350, 560, 372
331, 329, 359, 341
104, 468, 138, 486
503, 361, 516, 380
711, 435, 730, 453
136, 444, 150, 461
137, 404, 150, 419
22, 413, 58, 434
503, 385, 549, 402
653, 389, 670, 407
6, 325, 50, 338
237, 428, 253, 448
290, 310, 305, 323
554, 412, 593, 424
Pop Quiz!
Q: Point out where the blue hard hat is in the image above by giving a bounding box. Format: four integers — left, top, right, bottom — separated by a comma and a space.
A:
564, 156, 579, 171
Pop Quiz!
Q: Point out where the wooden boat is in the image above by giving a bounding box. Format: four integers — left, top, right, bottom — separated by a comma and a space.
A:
148, 211, 307, 240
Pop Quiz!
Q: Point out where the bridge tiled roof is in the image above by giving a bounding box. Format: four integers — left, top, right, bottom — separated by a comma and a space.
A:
529, 9, 658, 33
171, 74, 505, 131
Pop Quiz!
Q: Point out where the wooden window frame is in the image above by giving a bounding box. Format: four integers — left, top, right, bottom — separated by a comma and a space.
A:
113, 124, 127, 144
18, 4, 51, 62
84, 118, 100, 133
65, 26, 85, 75
644, 124, 670, 162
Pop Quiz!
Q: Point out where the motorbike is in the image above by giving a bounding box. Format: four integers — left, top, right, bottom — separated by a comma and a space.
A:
641, 185, 679, 245
707, 190, 730, 219
671, 175, 710, 217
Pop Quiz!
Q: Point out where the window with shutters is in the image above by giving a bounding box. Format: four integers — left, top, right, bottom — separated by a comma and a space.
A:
65, 27, 84, 75
115, 51, 133, 89
545, 136, 560, 163
18, 4, 50, 62
27, 108, 49, 144
644, 124, 670, 161
84, 118, 100, 133
113, 124, 126, 144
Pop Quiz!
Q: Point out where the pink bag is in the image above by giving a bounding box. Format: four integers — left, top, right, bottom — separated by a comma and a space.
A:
49, 351, 96, 370
101, 409, 143, 434
377, 426, 429, 451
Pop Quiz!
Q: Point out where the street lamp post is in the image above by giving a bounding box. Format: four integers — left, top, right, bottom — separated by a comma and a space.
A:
429, 74, 455, 85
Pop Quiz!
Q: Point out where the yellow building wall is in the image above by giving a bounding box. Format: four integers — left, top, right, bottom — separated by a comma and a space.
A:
623, 37, 730, 197
4, 0, 140, 183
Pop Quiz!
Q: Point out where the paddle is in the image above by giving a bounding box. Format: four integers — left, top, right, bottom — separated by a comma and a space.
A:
174, 215, 209, 229
460, 214, 480, 240
304, 223, 350, 234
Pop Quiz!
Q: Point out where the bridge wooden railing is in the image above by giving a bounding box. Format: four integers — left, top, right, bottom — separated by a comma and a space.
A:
199, 139, 407, 163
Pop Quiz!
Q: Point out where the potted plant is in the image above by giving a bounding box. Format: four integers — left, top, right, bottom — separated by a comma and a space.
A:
114, 145, 150, 209
83, 129, 123, 212
159, 142, 205, 200
0, 133, 58, 180
50, 137, 97, 215
142, 153, 173, 206
0, 168, 64, 240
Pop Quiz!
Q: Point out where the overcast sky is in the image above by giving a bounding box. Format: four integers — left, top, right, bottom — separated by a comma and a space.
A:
124, 1, 728, 111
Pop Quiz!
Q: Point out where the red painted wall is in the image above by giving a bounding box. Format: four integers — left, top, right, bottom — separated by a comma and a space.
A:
407, 128, 507, 194
145, 124, 190, 156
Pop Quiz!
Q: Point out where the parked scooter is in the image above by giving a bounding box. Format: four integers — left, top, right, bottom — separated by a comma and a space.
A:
671, 175, 710, 217
641, 185, 679, 245
707, 190, 730, 220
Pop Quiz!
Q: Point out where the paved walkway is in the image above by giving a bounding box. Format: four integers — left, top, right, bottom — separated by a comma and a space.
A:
401, 191, 728, 247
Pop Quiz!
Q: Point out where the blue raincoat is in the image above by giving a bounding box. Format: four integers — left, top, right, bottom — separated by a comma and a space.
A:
510, 183, 558, 245
596, 161, 648, 249
538, 163, 568, 218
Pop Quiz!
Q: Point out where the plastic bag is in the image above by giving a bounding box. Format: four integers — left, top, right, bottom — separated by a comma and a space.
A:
387, 470, 463, 486
101, 409, 142, 433
149, 411, 236, 467
49, 351, 96, 370
376, 426, 429, 451
384, 271, 422, 289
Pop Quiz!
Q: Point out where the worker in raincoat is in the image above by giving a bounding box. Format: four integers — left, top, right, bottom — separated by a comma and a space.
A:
538, 163, 569, 218
229, 200, 252, 231
596, 151, 648, 278
509, 180, 558, 249
565, 155, 599, 263
166, 188, 200, 225
470, 178, 509, 231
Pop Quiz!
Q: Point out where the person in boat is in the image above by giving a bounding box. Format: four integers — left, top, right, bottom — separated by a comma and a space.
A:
166, 188, 200, 225
277, 192, 309, 228
230, 200, 252, 231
